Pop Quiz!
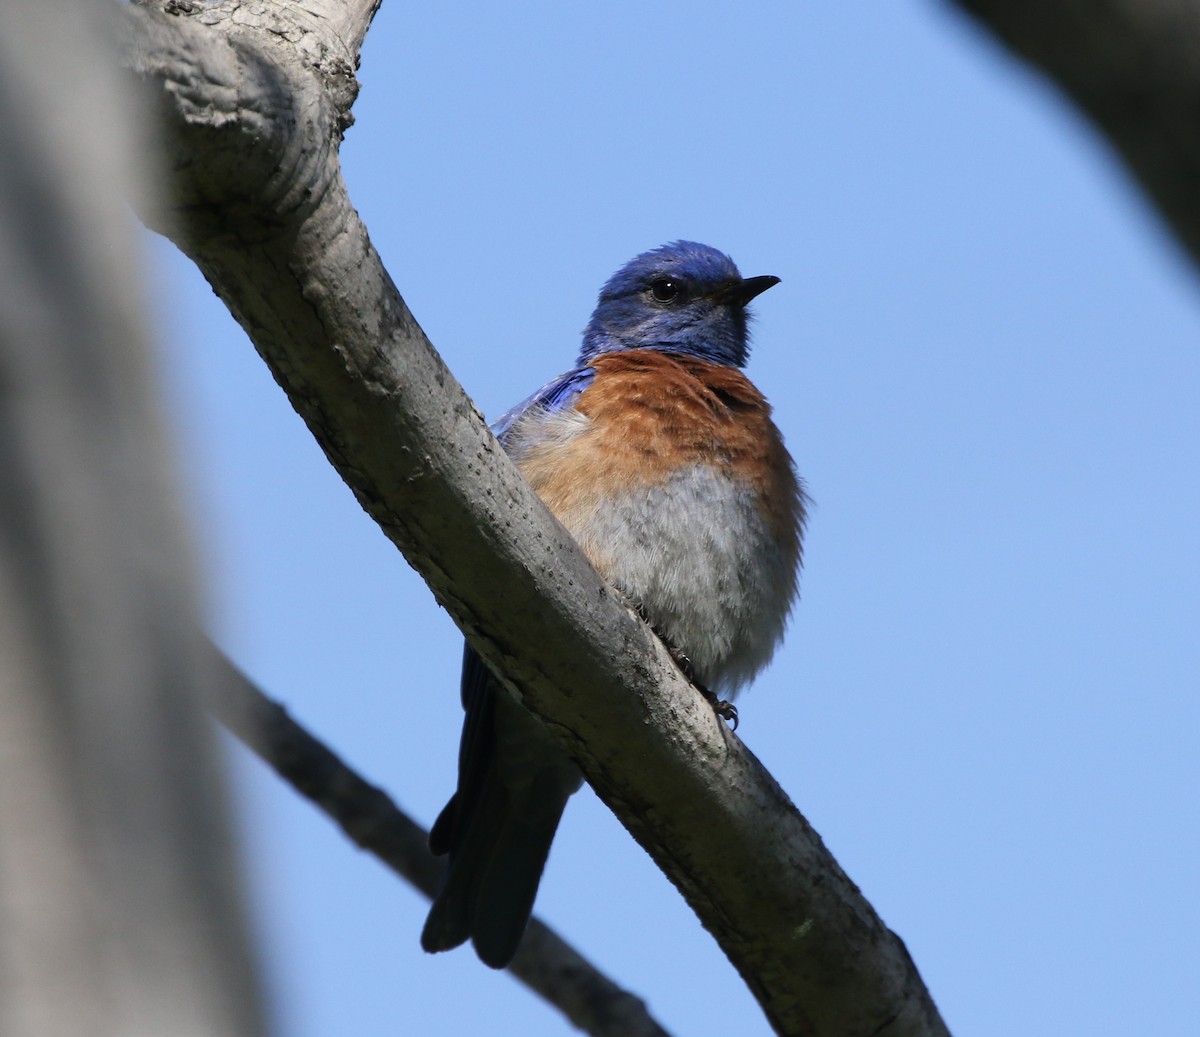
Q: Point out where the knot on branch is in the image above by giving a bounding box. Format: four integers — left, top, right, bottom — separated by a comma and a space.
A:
121, 1, 357, 238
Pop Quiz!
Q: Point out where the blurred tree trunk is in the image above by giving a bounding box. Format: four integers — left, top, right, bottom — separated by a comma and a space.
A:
0, 2, 265, 1035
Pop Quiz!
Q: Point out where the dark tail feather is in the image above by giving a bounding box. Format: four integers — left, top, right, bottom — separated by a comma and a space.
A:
422, 767, 572, 968
423, 647, 579, 968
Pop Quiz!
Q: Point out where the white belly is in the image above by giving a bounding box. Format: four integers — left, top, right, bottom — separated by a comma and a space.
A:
562, 465, 796, 696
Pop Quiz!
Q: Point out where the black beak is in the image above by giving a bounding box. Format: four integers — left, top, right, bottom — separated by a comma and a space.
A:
712, 274, 781, 308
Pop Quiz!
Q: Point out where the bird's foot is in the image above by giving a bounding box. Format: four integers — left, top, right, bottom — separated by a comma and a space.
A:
632, 599, 740, 730
701, 688, 739, 731
651, 624, 739, 731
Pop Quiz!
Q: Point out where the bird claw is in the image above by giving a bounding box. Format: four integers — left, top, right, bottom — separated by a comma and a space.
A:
652, 622, 740, 730
703, 690, 739, 731
687, 666, 740, 731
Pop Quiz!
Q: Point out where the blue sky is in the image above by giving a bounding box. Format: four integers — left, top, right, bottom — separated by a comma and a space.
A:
150, 3, 1199, 1035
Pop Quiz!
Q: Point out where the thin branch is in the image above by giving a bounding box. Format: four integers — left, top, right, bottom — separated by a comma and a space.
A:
206, 645, 673, 1037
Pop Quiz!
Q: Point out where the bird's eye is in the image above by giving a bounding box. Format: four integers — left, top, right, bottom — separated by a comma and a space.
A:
649, 277, 685, 304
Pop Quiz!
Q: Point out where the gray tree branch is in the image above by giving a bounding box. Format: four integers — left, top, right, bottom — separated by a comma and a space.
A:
120, 2, 948, 1035
949, 0, 1200, 269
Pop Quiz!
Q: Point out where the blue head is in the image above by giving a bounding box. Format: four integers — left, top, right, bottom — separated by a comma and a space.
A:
579, 241, 779, 368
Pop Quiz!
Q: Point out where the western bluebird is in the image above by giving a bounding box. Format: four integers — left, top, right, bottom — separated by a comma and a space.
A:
421, 241, 806, 968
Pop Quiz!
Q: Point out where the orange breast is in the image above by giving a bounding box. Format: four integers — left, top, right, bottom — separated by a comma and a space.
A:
512, 349, 802, 551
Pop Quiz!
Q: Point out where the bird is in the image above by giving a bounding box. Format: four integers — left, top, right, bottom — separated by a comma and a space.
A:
421, 241, 806, 969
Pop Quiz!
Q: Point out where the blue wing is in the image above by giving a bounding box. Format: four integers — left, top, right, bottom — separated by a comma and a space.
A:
491, 365, 596, 445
